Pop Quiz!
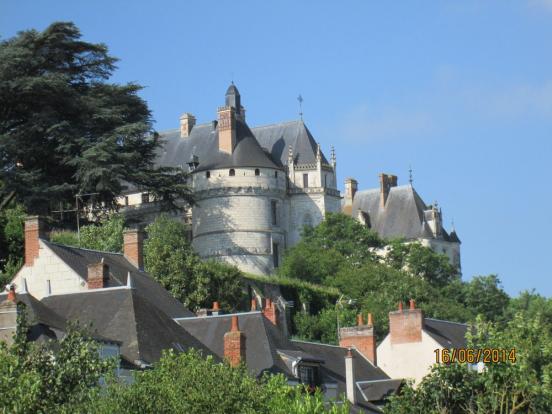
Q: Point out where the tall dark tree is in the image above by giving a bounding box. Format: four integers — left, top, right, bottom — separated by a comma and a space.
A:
0, 22, 192, 214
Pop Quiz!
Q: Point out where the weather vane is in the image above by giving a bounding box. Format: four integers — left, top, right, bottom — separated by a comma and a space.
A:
297, 94, 303, 120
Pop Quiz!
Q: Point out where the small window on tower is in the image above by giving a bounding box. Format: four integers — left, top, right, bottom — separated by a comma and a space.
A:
255, 169, 260, 176
275, 171, 278, 178
271, 200, 278, 225
206, 171, 211, 179
303, 174, 309, 188
229, 169, 235, 176
272, 242, 279, 268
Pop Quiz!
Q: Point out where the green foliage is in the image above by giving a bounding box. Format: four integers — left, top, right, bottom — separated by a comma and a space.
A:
507, 290, 552, 336
0, 306, 113, 413
144, 214, 243, 310
79, 214, 125, 252
384, 239, 458, 285
0, 203, 26, 285
461, 275, 510, 322
294, 307, 357, 344
0, 22, 192, 214
91, 349, 349, 414
49, 230, 81, 248
385, 313, 552, 414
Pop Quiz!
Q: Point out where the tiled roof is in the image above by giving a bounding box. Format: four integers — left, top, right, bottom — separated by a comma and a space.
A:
424, 318, 468, 349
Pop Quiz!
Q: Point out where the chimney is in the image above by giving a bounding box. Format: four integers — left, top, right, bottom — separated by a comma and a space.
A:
212, 301, 221, 316
0, 287, 18, 345
123, 227, 144, 270
345, 348, 356, 405
217, 106, 236, 154
24, 216, 47, 266
343, 178, 358, 216
262, 298, 278, 326
87, 259, 109, 289
224, 315, 246, 367
339, 313, 377, 366
179, 113, 196, 138
379, 173, 397, 208
389, 299, 423, 344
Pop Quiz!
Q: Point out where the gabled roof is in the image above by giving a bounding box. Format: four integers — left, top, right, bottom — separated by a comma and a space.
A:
42, 240, 193, 319
350, 185, 453, 242
42, 288, 213, 366
424, 318, 468, 349
154, 119, 328, 173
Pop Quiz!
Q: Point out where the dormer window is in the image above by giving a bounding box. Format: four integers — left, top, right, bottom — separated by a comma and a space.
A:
298, 364, 320, 389
255, 168, 260, 176
229, 169, 235, 176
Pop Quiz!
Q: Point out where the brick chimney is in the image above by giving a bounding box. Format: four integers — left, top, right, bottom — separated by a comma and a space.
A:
217, 106, 236, 154
224, 315, 245, 367
345, 348, 356, 405
339, 313, 377, 365
389, 299, 423, 344
123, 228, 144, 270
212, 301, 221, 316
180, 113, 196, 138
262, 298, 278, 326
343, 178, 358, 216
24, 216, 47, 266
87, 259, 109, 289
379, 173, 398, 208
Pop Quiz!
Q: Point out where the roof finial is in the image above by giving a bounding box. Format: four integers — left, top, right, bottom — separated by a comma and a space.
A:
331, 145, 336, 165
288, 144, 293, 162
408, 165, 413, 186
297, 94, 303, 120
316, 142, 322, 161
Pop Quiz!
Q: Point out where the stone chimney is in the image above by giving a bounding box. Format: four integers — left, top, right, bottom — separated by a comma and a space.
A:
343, 178, 358, 216
0, 286, 18, 345
87, 259, 109, 289
24, 216, 47, 266
345, 348, 356, 405
339, 313, 377, 365
212, 301, 221, 316
262, 298, 278, 326
217, 106, 236, 154
389, 299, 423, 344
379, 173, 398, 208
123, 228, 144, 270
224, 315, 246, 367
179, 113, 196, 138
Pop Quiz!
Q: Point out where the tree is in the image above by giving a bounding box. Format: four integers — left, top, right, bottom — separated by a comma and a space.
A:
0, 305, 113, 413
384, 313, 552, 414
91, 349, 349, 414
144, 214, 243, 310
0, 22, 192, 214
0, 203, 26, 286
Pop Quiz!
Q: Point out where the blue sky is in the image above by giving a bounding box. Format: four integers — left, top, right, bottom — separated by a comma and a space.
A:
2, 1, 551, 296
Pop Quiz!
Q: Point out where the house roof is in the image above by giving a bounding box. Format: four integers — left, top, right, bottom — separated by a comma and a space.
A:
42, 240, 193, 319
178, 312, 395, 409
350, 185, 454, 242
424, 318, 468, 349
154, 118, 328, 173
41, 288, 213, 366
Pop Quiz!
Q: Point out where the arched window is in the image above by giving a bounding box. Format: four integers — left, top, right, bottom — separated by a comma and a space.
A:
206, 171, 211, 179
229, 169, 235, 176
255, 168, 260, 176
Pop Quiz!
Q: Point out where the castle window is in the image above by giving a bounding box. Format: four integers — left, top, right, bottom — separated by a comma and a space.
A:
229, 169, 235, 176
271, 200, 278, 226
274, 171, 278, 178
324, 174, 327, 188
255, 169, 260, 176
303, 174, 309, 188
206, 171, 211, 179
141, 193, 149, 204
272, 242, 279, 268
124, 196, 129, 206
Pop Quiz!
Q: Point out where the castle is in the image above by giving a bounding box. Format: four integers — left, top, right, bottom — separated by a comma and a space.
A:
120, 84, 460, 275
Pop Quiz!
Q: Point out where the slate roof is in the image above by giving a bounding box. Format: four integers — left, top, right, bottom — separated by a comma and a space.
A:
154, 119, 328, 173
42, 288, 212, 366
177, 312, 396, 409
424, 318, 468, 349
42, 240, 193, 319
350, 185, 455, 242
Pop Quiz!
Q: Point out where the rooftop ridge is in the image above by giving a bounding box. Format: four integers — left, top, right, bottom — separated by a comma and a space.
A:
251, 119, 303, 130
43, 239, 124, 256
173, 310, 262, 321
424, 317, 468, 327
290, 339, 345, 349
46, 285, 132, 297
